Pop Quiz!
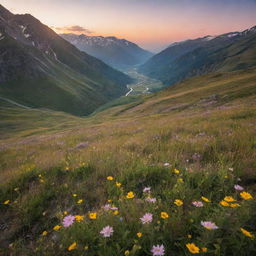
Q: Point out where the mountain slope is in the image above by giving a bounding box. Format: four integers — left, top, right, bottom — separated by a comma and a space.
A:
0, 68, 256, 255
0, 5, 132, 115
139, 26, 256, 85
61, 33, 153, 70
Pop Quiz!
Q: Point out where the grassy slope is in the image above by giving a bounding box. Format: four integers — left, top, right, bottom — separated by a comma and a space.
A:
0, 69, 256, 255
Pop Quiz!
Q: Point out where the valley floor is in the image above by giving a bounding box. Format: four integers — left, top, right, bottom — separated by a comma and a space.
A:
0, 69, 256, 255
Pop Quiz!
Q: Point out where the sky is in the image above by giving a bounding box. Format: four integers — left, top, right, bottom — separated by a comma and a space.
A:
2, 0, 256, 52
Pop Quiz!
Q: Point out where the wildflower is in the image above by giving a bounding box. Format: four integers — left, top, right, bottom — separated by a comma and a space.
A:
124, 250, 130, 256
173, 168, 180, 174
42, 231, 47, 236
102, 204, 111, 211
151, 244, 165, 256
230, 203, 240, 208
3, 200, 10, 205
84, 245, 89, 250
53, 225, 61, 231
107, 176, 114, 181
137, 232, 143, 238
100, 225, 114, 237
145, 197, 157, 203
234, 184, 244, 191
14, 187, 19, 192
240, 228, 254, 239
113, 210, 119, 215
77, 199, 83, 204
72, 193, 77, 197
116, 182, 122, 187
89, 212, 97, 219
160, 212, 169, 219
178, 178, 184, 183
201, 196, 210, 203
68, 242, 77, 251
108, 199, 112, 203
143, 187, 151, 193
63, 215, 75, 227
219, 200, 229, 207
140, 213, 153, 224
174, 199, 183, 206
186, 243, 200, 254
224, 196, 235, 202
164, 162, 170, 166
192, 201, 203, 207
126, 191, 135, 199
201, 221, 219, 230
75, 215, 84, 222
188, 234, 192, 239
64, 211, 68, 215
240, 191, 253, 200
201, 247, 208, 252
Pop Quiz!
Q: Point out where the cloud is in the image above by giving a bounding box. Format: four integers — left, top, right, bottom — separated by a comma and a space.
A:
52, 25, 93, 34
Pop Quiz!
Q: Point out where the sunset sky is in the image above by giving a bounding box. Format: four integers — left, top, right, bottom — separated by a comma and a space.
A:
2, 0, 256, 52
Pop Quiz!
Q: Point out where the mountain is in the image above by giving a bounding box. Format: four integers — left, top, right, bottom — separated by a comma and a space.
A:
0, 4, 132, 115
61, 33, 153, 70
139, 26, 256, 86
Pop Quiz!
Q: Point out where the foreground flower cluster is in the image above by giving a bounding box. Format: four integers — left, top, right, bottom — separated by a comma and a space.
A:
32, 167, 255, 255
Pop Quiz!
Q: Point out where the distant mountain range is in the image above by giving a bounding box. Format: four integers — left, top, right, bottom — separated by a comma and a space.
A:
0, 4, 132, 115
139, 26, 256, 86
61, 33, 153, 70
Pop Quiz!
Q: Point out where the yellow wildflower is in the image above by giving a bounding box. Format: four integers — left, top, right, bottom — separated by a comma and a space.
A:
124, 250, 130, 256
219, 200, 230, 207
201, 196, 210, 203
174, 169, 180, 174
113, 210, 119, 215
42, 231, 47, 236
186, 243, 200, 254
89, 212, 97, 219
64, 211, 68, 215
174, 199, 183, 206
116, 182, 122, 187
68, 242, 77, 251
77, 199, 83, 204
73, 193, 77, 197
107, 176, 114, 181
178, 178, 184, 183
201, 247, 208, 252
126, 191, 135, 199
160, 212, 169, 219
137, 232, 143, 238
3, 200, 10, 205
108, 199, 112, 203
75, 215, 84, 222
240, 192, 253, 200
53, 225, 61, 231
240, 228, 254, 239
188, 234, 192, 239
230, 203, 240, 208
224, 196, 235, 202
84, 245, 89, 250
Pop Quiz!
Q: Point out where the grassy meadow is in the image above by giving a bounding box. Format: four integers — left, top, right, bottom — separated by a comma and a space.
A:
0, 69, 256, 255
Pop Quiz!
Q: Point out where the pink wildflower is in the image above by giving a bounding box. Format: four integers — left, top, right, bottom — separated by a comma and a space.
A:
145, 197, 157, 203
140, 213, 153, 224
151, 244, 165, 256
63, 215, 75, 227
100, 225, 114, 237
201, 221, 219, 230
102, 204, 111, 211
192, 201, 204, 207
143, 187, 151, 193
234, 184, 244, 191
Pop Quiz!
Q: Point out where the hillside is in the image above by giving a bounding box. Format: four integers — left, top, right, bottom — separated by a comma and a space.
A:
61, 33, 153, 70
139, 26, 256, 86
0, 5, 132, 115
0, 68, 256, 255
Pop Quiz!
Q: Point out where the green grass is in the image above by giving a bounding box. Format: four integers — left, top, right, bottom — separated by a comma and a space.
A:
0, 69, 256, 255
